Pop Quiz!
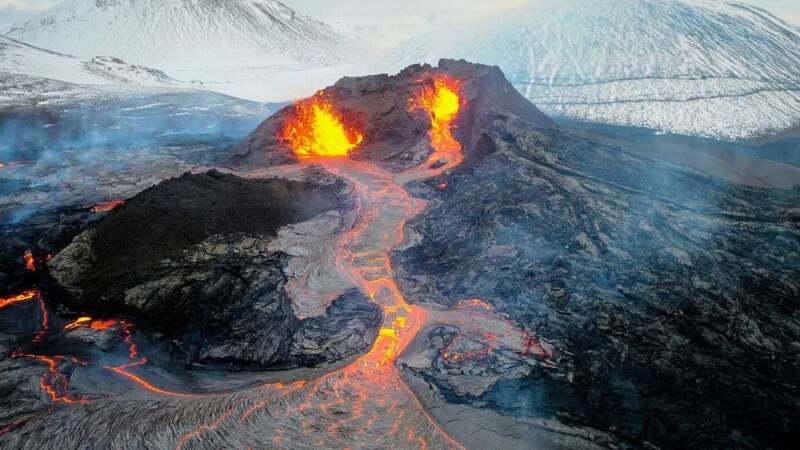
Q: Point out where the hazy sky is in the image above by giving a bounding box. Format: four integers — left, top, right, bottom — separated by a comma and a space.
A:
1, 0, 798, 30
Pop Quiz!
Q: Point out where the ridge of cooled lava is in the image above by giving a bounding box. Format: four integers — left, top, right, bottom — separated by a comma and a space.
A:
1, 59, 798, 450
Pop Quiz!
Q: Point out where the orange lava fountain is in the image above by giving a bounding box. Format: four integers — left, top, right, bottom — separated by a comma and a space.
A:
409, 75, 464, 171
280, 92, 363, 160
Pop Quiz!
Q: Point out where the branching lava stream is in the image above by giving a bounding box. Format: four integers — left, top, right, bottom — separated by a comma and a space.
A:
169, 73, 551, 449
1, 74, 553, 450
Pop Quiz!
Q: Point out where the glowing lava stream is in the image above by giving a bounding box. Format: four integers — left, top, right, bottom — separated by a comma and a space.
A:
1, 77, 553, 449
166, 76, 553, 450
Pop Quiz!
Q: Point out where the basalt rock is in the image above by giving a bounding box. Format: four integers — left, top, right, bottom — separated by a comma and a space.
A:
393, 109, 800, 449
228, 58, 555, 171
45, 169, 382, 369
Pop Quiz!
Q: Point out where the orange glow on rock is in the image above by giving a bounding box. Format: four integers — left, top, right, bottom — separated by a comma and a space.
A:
280, 92, 363, 160
454, 298, 494, 311
64, 316, 93, 331
90, 319, 119, 330
12, 352, 90, 404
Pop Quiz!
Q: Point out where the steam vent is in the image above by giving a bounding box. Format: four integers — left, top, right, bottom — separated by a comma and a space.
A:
2, 59, 799, 450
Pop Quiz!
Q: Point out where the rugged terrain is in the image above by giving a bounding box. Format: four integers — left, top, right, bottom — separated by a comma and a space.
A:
393, 99, 800, 449
0, 59, 798, 450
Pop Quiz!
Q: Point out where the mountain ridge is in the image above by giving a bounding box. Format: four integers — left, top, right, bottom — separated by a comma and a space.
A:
389, 0, 800, 140
6, 0, 355, 67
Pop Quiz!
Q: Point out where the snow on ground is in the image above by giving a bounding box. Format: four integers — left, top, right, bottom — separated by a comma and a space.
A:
3, 0, 800, 140
389, 0, 800, 140
3, 0, 372, 103
0, 35, 177, 88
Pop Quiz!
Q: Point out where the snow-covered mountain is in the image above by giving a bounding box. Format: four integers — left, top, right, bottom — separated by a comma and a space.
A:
6, 0, 368, 101
390, 0, 800, 140
0, 34, 174, 87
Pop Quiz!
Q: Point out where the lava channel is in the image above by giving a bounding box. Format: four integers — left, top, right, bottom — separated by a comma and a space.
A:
1, 74, 553, 450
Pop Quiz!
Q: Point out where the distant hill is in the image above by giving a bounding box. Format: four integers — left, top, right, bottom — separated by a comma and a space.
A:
390, 0, 800, 140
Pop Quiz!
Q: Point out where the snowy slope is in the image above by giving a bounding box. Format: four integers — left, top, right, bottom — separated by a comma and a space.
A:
0, 34, 175, 87
390, 0, 800, 140
7, 0, 352, 66
5, 0, 367, 101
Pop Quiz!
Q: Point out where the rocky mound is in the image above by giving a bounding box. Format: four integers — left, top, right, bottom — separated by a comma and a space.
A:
229, 59, 555, 171
392, 87, 800, 448
46, 169, 381, 369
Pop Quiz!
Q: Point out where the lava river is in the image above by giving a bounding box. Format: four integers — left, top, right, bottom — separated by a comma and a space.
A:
0, 75, 552, 450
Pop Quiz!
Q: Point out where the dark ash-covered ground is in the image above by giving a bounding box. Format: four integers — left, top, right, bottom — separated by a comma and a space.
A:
393, 106, 800, 449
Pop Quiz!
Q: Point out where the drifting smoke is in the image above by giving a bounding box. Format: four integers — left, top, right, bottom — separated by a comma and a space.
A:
0, 92, 279, 226
0, 93, 273, 163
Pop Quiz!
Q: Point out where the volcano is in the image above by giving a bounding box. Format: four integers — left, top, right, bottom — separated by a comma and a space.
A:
0, 59, 798, 450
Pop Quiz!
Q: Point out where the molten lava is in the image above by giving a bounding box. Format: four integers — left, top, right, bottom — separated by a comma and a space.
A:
64, 317, 93, 331
63, 316, 120, 332
12, 352, 91, 404
281, 92, 363, 160
0, 289, 38, 310
91, 200, 125, 213
23, 250, 36, 271
0, 73, 554, 450
409, 75, 464, 169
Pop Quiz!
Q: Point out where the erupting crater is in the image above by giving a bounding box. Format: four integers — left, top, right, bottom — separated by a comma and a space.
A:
280, 92, 363, 160
2, 60, 558, 450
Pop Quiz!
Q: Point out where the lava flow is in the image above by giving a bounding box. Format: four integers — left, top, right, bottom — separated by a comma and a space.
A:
2, 74, 552, 450
0, 289, 38, 310
91, 199, 125, 213
203, 73, 548, 449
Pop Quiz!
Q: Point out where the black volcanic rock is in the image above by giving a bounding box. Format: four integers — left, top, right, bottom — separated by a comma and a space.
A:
393, 108, 800, 448
46, 169, 381, 369
228, 59, 555, 171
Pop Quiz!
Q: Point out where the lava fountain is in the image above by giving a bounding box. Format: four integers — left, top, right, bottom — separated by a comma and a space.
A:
280, 92, 363, 160
409, 75, 464, 172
